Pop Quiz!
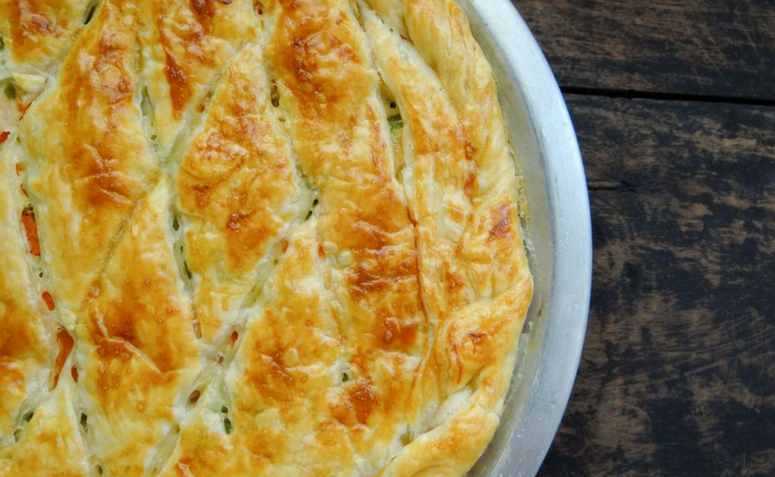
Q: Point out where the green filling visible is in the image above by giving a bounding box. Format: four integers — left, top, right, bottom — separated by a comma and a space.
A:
183, 259, 193, 280
388, 114, 403, 136
83, 1, 98, 24
4, 84, 16, 100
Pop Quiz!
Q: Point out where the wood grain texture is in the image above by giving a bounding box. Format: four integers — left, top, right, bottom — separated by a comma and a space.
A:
513, 0, 775, 101
538, 95, 775, 476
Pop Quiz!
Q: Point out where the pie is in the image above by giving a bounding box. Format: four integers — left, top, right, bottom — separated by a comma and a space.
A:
0, 0, 533, 475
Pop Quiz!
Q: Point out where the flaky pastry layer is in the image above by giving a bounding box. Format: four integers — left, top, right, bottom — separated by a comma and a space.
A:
0, 0, 532, 476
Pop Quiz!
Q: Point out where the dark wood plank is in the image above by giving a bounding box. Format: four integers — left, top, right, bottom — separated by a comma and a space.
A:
538, 95, 775, 476
513, 0, 775, 102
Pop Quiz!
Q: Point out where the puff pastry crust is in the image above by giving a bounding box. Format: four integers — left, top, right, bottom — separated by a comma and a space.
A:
0, 0, 532, 476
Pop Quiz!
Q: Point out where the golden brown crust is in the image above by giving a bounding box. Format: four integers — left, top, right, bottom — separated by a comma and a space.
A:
21, 0, 157, 317
76, 180, 201, 477
361, 3, 533, 472
1, 0, 532, 475
176, 44, 305, 344
0, 145, 52, 442
136, 0, 259, 156
0, 377, 90, 477
0, 0, 92, 73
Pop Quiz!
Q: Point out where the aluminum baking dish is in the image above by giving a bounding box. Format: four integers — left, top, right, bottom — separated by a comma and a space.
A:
459, 1, 593, 475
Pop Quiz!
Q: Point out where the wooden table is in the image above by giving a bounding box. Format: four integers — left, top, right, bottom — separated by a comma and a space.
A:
510, 1, 775, 475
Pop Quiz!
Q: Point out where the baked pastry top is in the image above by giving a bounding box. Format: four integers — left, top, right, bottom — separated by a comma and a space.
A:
0, 0, 533, 476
